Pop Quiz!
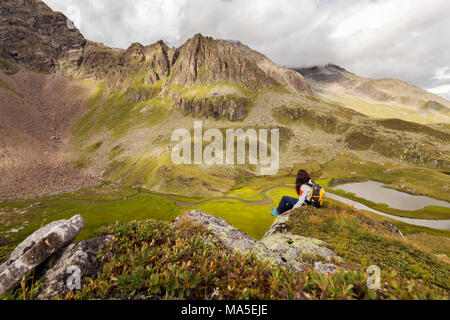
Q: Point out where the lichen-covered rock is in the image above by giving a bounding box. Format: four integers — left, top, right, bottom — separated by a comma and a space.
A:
261, 210, 342, 270
263, 212, 292, 237
37, 235, 113, 300
0, 215, 84, 296
173, 210, 300, 270
260, 233, 341, 268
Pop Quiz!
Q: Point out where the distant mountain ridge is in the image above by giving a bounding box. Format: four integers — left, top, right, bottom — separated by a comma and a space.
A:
295, 64, 450, 113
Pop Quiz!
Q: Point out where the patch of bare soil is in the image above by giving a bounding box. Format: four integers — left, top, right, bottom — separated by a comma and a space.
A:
0, 70, 99, 200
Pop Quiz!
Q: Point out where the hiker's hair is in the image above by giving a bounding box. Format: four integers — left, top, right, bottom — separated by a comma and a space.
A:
295, 169, 311, 195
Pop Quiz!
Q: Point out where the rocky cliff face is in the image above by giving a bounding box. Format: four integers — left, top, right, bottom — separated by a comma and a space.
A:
174, 95, 250, 121
229, 40, 312, 94
0, 0, 86, 73
0, 0, 314, 127
170, 34, 284, 91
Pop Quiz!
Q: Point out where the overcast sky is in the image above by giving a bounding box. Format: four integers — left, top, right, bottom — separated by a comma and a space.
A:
44, 0, 450, 99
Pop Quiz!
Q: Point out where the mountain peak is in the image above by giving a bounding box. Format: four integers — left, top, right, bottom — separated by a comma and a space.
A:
0, 1, 312, 95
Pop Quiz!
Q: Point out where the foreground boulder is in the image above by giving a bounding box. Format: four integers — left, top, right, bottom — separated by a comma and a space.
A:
0, 215, 84, 296
173, 210, 299, 270
260, 211, 342, 274
37, 235, 113, 300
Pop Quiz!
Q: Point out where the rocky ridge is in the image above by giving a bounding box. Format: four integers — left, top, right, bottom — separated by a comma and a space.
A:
0, 1, 312, 98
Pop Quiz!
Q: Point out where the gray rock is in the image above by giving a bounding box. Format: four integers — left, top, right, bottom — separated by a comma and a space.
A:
0, 215, 84, 296
261, 210, 342, 268
263, 211, 292, 237
173, 210, 298, 270
314, 262, 337, 275
0, 237, 10, 247
174, 210, 344, 274
261, 233, 342, 269
37, 235, 113, 300
381, 221, 404, 238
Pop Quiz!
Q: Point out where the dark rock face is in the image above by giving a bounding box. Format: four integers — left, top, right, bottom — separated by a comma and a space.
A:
0, 237, 10, 247
0, 0, 86, 73
37, 235, 113, 300
381, 221, 404, 238
0, 215, 84, 296
174, 95, 250, 121
294, 64, 349, 84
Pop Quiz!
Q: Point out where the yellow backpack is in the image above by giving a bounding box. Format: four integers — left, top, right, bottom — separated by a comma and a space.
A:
307, 182, 325, 208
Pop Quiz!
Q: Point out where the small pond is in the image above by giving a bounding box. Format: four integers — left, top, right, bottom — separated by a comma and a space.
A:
330, 180, 450, 211
326, 193, 450, 230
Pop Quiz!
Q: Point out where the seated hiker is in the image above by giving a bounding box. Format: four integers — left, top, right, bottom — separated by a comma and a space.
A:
270, 169, 324, 216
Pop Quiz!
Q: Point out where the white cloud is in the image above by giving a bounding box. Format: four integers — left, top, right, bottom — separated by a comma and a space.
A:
43, 0, 450, 100
433, 67, 450, 81
427, 84, 450, 100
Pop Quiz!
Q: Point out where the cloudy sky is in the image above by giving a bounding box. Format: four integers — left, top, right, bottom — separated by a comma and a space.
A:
44, 0, 450, 99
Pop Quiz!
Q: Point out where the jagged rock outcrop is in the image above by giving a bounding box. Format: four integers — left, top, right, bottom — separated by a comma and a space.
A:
0, 1, 314, 130
170, 34, 274, 91
0, 215, 84, 295
0, 0, 86, 73
174, 95, 250, 121
173, 210, 342, 274
0, 1, 313, 96
37, 235, 113, 300
228, 40, 312, 94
